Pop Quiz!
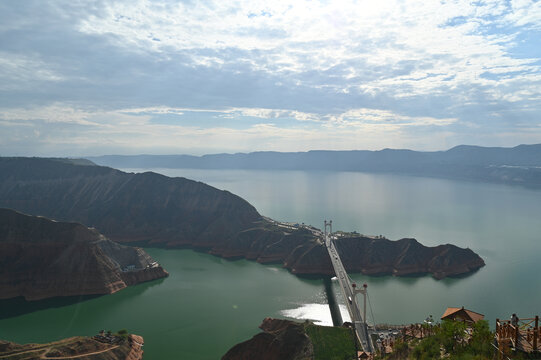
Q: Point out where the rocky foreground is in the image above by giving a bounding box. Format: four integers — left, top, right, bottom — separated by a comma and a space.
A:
222, 318, 363, 360
222, 318, 313, 360
0, 208, 168, 301
0, 157, 484, 279
0, 334, 144, 360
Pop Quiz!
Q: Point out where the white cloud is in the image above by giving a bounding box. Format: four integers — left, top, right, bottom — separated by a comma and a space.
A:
0, 105, 94, 124
90, 104, 455, 127
0, 53, 64, 89
0, 104, 152, 127
0, 103, 472, 156
0, 1, 540, 155
506, 0, 541, 28
331, 108, 457, 127
75, 0, 541, 101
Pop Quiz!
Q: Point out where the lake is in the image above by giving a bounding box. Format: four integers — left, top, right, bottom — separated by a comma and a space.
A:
1, 169, 540, 359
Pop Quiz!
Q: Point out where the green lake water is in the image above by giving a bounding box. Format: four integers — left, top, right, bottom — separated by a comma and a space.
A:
1, 169, 541, 359
0, 249, 326, 359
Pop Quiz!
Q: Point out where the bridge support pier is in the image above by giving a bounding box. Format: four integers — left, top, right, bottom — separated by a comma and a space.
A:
324, 276, 343, 327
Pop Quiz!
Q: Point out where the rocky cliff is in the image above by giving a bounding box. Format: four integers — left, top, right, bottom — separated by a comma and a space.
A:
0, 157, 484, 279
222, 318, 313, 360
0, 208, 168, 300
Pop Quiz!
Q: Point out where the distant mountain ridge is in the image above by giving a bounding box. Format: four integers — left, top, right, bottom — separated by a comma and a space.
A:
87, 144, 541, 186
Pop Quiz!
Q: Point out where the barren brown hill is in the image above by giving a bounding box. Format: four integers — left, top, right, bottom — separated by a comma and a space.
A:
0, 334, 144, 360
0, 208, 168, 301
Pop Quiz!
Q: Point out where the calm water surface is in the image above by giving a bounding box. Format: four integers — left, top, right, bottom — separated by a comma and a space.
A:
1, 169, 540, 359
0, 249, 326, 359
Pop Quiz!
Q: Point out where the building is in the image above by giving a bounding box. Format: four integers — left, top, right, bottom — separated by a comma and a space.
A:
357, 351, 371, 359
441, 306, 484, 324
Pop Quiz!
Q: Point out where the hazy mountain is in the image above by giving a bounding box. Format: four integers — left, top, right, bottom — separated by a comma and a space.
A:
87, 144, 541, 186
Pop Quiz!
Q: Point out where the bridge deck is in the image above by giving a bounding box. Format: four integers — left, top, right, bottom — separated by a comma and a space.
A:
325, 235, 373, 353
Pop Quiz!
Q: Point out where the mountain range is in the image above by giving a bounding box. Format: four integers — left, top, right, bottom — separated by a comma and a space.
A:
87, 144, 541, 186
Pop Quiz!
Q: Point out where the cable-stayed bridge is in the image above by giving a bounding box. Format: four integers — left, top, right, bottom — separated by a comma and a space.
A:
324, 220, 374, 354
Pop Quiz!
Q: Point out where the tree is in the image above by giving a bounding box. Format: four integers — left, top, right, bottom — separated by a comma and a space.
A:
440, 319, 467, 354
412, 336, 440, 360
469, 320, 493, 358
116, 328, 129, 340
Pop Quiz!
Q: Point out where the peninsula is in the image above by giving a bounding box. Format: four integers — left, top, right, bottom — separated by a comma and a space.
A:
0, 157, 484, 279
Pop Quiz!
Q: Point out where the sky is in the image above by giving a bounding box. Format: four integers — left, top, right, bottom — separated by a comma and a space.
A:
0, 0, 540, 156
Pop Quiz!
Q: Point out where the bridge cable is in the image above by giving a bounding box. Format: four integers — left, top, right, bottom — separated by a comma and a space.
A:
367, 291, 376, 329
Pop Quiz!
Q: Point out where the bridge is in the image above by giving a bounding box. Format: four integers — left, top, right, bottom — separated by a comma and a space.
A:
324, 220, 374, 354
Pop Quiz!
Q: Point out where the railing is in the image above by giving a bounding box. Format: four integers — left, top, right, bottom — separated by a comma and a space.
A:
496, 316, 540, 353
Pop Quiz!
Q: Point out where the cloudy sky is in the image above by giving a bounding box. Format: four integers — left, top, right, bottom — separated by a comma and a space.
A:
1, 0, 540, 156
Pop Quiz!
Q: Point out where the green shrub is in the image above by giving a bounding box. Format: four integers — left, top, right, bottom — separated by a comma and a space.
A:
405, 320, 494, 360
115, 329, 129, 340
305, 324, 356, 360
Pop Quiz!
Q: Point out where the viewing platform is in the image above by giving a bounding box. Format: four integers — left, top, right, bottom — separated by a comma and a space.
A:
496, 315, 540, 357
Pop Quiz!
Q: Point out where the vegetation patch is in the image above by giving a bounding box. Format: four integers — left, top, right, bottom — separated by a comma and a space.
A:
381, 320, 495, 360
305, 324, 356, 360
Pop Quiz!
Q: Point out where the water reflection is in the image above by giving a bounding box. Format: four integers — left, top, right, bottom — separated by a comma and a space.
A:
0, 278, 165, 320
0, 294, 101, 320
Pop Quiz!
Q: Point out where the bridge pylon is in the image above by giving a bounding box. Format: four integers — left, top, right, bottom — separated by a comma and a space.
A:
352, 283, 368, 327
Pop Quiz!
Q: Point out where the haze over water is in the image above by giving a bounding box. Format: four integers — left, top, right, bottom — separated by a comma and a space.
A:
1, 169, 540, 359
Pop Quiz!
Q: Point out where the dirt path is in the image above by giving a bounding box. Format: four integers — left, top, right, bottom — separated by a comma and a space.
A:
0, 348, 46, 359
0, 338, 120, 360
41, 345, 120, 359
0, 338, 75, 359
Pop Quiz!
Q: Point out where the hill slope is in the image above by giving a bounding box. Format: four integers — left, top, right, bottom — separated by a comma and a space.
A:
0, 334, 144, 360
0, 157, 261, 247
0, 208, 168, 300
